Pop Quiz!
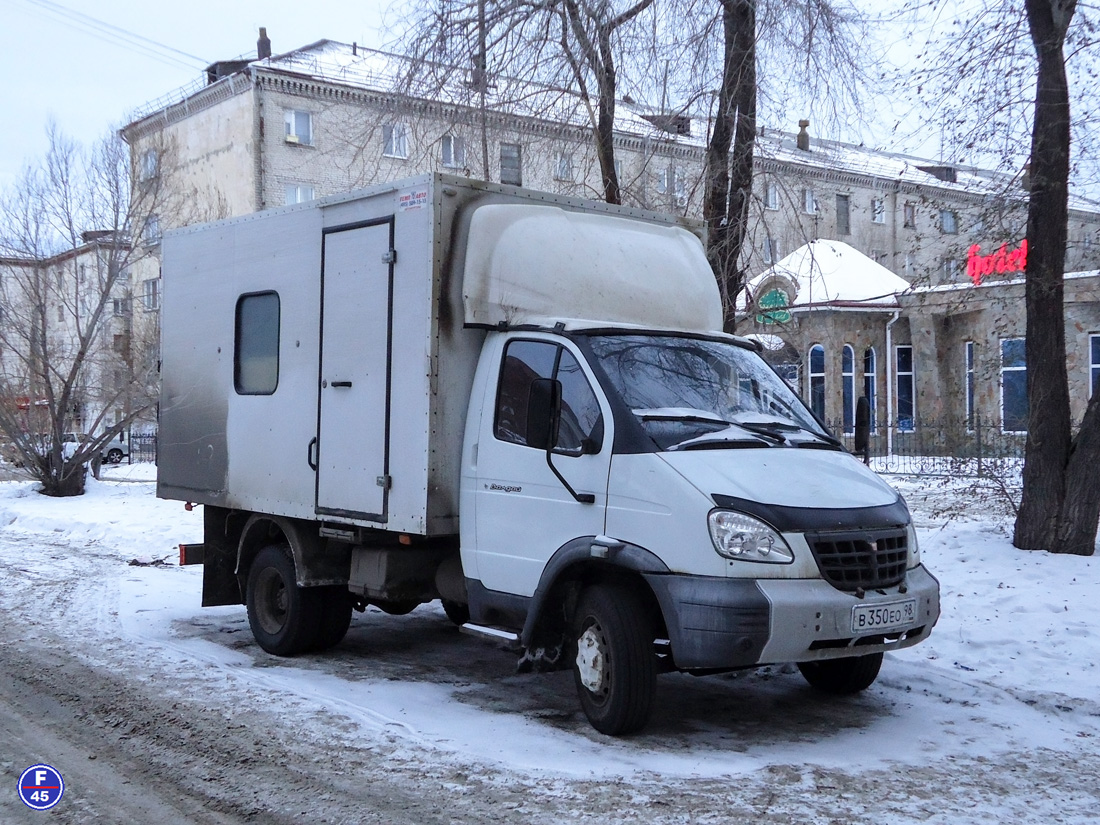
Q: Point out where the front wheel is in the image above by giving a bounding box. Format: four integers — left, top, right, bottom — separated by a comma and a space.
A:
797, 652, 883, 694
572, 585, 656, 736
106, 448, 124, 464
246, 544, 322, 656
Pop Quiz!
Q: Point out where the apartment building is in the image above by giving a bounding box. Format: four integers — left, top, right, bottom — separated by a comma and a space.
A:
0, 232, 154, 434
121, 32, 1100, 438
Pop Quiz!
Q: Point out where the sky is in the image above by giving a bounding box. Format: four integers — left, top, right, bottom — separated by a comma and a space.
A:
0, 0, 390, 190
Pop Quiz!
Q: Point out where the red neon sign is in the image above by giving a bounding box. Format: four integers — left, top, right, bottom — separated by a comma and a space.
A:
966, 240, 1027, 286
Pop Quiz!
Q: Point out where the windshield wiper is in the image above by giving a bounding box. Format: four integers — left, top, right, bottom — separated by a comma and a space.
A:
633, 408, 733, 426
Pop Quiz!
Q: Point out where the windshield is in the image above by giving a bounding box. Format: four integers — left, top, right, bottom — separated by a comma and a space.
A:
585, 334, 828, 450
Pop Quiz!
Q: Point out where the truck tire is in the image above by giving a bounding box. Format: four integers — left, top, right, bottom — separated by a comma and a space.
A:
246, 544, 322, 656
797, 652, 883, 694
311, 586, 353, 651
571, 585, 656, 736
441, 599, 469, 626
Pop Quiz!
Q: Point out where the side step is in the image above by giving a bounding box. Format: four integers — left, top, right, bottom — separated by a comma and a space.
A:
460, 623, 521, 649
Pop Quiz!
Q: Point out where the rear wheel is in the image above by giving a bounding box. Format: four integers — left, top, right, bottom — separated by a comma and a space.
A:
106, 448, 123, 464
246, 544, 322, 655
571, 585, 656, 736
312, 586, 354, 651
798, 652, 883, 694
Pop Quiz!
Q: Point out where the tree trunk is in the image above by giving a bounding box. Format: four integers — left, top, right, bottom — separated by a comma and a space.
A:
1013, 0, 1097, 555
1056, 393, 1100, 554
703, 0, 756, 333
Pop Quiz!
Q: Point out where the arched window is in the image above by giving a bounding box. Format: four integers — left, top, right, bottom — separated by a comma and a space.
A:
863, 348, 877, 432
842, 345, 855, 434
808, 345, 826, 420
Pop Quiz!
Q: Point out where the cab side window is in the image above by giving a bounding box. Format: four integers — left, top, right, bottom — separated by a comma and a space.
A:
494, 340, 603, 453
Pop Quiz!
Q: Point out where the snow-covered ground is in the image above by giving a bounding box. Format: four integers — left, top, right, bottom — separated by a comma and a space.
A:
0, 465, 1098, 823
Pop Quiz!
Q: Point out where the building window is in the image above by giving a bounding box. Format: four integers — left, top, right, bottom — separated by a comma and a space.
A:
284, 110, 313, 146
842, 344, 855, 434
383, 123, 409, 159
763, 237, 780, 264
113, 297, 130, 316
1001, 338, 1027, 432
235, 291, 280, 395
554, 151, 574, 182
896, 345, 915, 431
442, 134, 465, 168
141, 278, 160, 311
942, 258, 960, 282
140, 149, 158, 181
657, 165, 687, 205
965, 341, 976, 430
871, 249, 889, 266
808, 344, 826, 420
500, 142, 522, 186
1091, 334, 1100, 398
864, 348, 877, 432
940, 209, 958, 234
836, 194, 850, 235
802, 188, 817, 214
903, 201, 916, 228
871, 197, 885, 224
765, 182, 779, 210
284, 184, 315, 205
904, 253, 916, 278
143, 214, 161, 246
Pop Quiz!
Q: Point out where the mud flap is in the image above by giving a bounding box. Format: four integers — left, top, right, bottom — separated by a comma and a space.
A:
202, 506, 242, 606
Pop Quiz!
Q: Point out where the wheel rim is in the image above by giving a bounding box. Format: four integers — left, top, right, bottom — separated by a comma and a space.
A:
576, 623, 609, 698
255, 567, 289, 635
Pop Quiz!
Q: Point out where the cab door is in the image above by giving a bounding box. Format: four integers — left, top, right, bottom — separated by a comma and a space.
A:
472, 336, 612, 597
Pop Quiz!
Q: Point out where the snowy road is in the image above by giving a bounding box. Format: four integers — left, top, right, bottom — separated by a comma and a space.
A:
1, 471, 1098, 823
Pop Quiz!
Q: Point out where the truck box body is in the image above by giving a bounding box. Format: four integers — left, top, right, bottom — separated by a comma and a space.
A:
159, 174, 708, 535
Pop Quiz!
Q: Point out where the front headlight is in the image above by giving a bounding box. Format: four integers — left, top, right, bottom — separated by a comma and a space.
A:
907, 522, 921, 567
708, 510, 794, 564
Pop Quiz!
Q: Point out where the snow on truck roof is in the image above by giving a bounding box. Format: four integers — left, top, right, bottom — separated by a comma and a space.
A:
462, 204, 724, 333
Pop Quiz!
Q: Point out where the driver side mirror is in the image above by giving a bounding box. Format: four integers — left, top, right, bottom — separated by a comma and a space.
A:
526, 378, 562, 451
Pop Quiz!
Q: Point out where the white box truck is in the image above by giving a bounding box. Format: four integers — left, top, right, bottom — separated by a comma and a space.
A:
161, 173, 939, 735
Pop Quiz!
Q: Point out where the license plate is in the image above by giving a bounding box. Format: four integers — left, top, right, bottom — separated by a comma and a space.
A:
851, 599, 917, 634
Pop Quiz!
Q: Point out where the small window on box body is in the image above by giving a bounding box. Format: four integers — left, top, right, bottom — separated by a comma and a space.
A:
235, 292, 280, 395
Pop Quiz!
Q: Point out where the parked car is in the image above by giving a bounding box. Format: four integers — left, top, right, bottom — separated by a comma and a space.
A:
100, 433, 129, 464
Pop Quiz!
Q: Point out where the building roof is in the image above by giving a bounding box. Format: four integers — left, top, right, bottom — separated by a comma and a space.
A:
741, 240, 912, 312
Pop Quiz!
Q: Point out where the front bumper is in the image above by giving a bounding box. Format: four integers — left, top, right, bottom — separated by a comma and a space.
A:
643, 565, 940, 671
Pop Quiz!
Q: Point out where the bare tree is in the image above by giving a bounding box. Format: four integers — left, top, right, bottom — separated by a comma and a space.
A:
659, 0, 872, 329
392, 0, 656, 203
0, 126, 165, 496
906, 0, 1100, 554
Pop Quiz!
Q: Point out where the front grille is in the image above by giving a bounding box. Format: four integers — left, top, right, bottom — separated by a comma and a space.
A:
807, 528, 908, 592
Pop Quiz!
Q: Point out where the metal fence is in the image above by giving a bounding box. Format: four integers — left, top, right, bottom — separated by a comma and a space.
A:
128, 432, 157, 464
826, 416, 1025, 477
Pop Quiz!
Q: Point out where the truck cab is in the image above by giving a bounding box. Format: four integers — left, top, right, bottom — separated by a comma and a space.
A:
459, 325, 937, 733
